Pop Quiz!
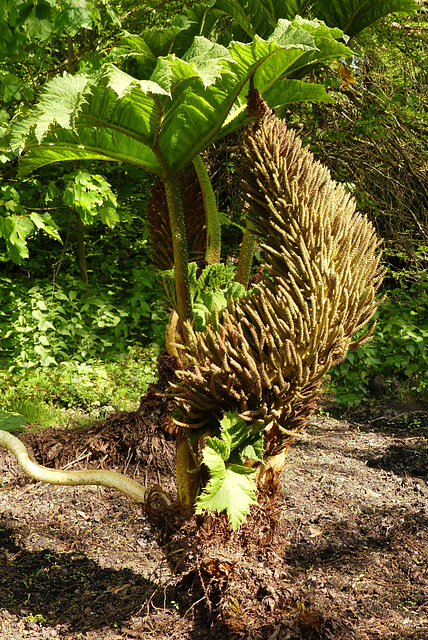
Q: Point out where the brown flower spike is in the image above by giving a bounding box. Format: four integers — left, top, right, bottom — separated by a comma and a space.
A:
146, 165, 206, 272
171, 107, 383, 459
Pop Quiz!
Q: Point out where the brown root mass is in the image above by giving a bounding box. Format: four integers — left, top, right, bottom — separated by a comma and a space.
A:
21, 384, 177, 499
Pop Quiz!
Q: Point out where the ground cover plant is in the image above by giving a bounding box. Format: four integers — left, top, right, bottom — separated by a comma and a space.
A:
0, 196, 166, 427
0, 345, 159, 427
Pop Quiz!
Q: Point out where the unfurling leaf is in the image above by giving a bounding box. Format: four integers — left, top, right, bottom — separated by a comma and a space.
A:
195, 411, 263, 528
159, 262, 246, 329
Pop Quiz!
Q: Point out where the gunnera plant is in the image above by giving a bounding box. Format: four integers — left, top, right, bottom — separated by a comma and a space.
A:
0, 99, 383, 531
170, 100, 383, 520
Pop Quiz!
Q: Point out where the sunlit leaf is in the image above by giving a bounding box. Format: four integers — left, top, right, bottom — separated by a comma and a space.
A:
0, 407, 25, 432
196, 446, 258, 530
11, 20, 351, 178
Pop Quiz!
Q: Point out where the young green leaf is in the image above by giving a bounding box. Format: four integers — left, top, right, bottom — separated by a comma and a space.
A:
196, 446, 258, 530
194, 412, 264, 527
218, 410, 251, 452
213, 411, 264, 465
240, 440, 264, 464
192, 301, 211, 332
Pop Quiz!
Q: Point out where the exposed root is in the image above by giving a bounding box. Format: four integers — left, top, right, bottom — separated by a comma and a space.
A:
0, 430, 172, 507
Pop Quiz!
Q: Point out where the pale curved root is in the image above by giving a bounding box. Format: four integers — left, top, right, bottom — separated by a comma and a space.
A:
0, 430, 172, 507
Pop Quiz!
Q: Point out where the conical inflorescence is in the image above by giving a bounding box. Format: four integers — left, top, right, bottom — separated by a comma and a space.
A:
171, 110, 383, 458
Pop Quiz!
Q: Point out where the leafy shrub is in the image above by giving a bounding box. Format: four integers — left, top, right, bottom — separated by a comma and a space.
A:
0, 273, 167, 370
329, 269, 428, 405
0, 345, 159, 426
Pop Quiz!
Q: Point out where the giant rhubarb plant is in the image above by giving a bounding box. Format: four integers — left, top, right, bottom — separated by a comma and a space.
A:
0, 13, 386, 528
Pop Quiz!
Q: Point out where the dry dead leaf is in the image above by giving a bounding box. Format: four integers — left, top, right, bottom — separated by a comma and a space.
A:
309, 524, 323, 537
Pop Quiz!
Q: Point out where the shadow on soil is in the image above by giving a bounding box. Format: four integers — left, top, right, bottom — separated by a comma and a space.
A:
313, 401, 428, 479
332, 401, 428, 438
2, 501, 427, 638
0, 525, 177, 633
285, 506, 428, 572
365, 443, 428, 478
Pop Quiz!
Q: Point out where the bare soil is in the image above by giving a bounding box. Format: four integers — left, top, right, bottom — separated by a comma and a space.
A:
0, 389, 427, 640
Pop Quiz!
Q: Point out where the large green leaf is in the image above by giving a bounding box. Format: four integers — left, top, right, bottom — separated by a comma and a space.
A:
12, 19, 351, 178
119, 17, 192, 79
309, 0, 418, 38
12, 67, 170, 176
177, 0, 418, 42
263, 78, 334, 110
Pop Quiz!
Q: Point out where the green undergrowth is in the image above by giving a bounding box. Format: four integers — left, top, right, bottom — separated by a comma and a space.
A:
0, 345, 159, 430
0, 173, 167, 431
329, 265, 428, 407
0, 268, 167, 370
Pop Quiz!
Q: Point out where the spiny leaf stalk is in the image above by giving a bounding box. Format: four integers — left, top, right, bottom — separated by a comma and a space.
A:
146, 166, 206, 272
